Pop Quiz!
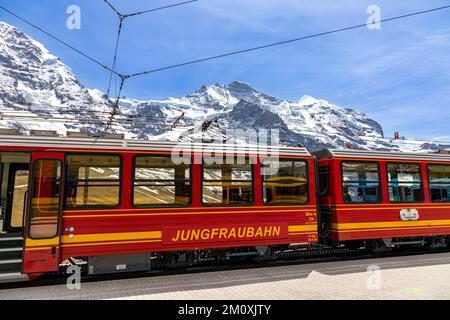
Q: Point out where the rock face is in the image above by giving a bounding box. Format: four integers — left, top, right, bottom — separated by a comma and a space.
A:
119, 82, 395, 151
1, 20, 442, 152
0, 21, 111, 133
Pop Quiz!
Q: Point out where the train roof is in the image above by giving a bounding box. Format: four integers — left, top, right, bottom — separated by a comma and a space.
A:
0, 132, 312, 157
315, 149, 450, 162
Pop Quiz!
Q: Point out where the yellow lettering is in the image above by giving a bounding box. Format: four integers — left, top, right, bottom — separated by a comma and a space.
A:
238, 228, 246, 238
180, 230, 190, 241
191, 229, 200, 241
273, 226, 281, 237
172, 230, 181, 242
172, 225, 283, 242
211, 228, 219, 239
201, 229, 210, 240
219, 228, 228, 239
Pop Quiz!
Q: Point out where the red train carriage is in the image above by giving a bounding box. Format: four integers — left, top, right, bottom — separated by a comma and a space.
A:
0, 131, 317, 279
316, 149, 450, 251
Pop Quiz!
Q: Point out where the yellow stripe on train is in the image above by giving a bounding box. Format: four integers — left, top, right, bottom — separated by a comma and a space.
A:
332, 219, 450, 231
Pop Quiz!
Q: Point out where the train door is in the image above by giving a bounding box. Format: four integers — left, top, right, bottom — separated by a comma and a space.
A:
23, 152, 65, 274
0, 153, 31, 276
4, 164, 29, 233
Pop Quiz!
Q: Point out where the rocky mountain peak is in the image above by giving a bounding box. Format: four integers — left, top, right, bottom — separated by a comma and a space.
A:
2, 20, 443, 152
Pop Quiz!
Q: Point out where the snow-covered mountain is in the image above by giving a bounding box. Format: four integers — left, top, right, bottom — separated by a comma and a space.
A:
121, 81, 394, 151
0, 21, 113, 133
0, 21, 446, 152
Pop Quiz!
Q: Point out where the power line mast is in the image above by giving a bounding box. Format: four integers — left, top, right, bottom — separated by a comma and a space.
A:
101, 0, 200, 132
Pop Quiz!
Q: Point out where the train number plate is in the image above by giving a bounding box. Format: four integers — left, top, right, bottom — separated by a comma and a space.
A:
400, 209, 419, 221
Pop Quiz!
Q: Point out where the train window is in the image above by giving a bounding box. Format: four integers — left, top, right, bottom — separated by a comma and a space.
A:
342, 162, 381, 204
428, 165, 450, 202
133, 156, 191, 206
29, 160, 61, 239
318, 166, 330, 196
262, 159, 308, 205
65, 155, 121, 208
202, 158, 253, 206
387, 163, 423, 203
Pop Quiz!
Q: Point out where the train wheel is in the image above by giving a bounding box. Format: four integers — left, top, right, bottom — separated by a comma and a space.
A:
366, 239, 392, 254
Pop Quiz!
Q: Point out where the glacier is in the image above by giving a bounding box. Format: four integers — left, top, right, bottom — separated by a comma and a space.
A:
0, 21, 446, 153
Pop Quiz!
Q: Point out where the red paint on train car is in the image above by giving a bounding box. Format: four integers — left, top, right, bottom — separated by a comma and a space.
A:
0, 136, 318, 275
317, 150, 450, 243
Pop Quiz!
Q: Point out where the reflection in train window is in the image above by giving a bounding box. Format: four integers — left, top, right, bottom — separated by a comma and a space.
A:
202, 158, 253, 206
387, 163, 423, 203
262, 159, 308, 205
29, 160, 61, 239
428, 165, 450, 202
134, 156, 191, 206
65, 155, 121, 208
342, 162, 381, 204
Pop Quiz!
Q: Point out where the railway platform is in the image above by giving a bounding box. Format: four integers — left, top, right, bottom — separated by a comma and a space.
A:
1, 252, 450, 300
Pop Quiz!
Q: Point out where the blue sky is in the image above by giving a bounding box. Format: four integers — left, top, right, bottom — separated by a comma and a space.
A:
1, 0, 449, 141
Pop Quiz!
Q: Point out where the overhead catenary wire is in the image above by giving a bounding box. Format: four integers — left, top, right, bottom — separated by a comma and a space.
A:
104, 0, 199, 19
0, 111, 177, 123
127, 4, 450, 77
106, 17, 124, 97
1, 4, 450, 138
3, 109, 450, 145
0, 2, 202, 130
3, 4, 449, 81
108, 4, 450, 134
102, 0, 200, 128
0, 113, 190, 128
0, 5, 119, 77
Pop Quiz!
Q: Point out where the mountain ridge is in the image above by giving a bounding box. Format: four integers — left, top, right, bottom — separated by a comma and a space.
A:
0, 21, 445, 152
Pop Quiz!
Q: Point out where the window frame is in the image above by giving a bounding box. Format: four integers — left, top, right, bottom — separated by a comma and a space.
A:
340, 160, 383, 205
386, 161, 425, 204
317, 165, 330, 197
201, 156, 255, 207
63, 153, 123, 210
261, 157, 310, 207
28, 158, 62, 240
427, 163, 450, 203
131, 154, 193, 208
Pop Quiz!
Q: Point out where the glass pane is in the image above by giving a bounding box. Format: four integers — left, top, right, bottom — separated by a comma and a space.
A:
203, 182, 253, 205
202, 158, 253, 205
134, 156, 190, 206
387, 163, 423, 202
30, 160, 61, 239
388, 183, 423, 203
342, 162, 380, 203
262, 159, 307, 181
430, 184, 450, 202
262, 159, 308, 205
203, 159, 252, 181
135, 167, 175, 181
428, 165, 450, 202
65, 155, 121, 208
202, 185, 223, 204
387, 163, 421, 183
204, 169, 222, 180
10, 170, 29, 228
74, 186, 120, 206
429, 165, 450, 183
263, 182, 308, 205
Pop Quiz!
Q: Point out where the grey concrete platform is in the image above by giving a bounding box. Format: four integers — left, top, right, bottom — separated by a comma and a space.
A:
1, 252, 450, 300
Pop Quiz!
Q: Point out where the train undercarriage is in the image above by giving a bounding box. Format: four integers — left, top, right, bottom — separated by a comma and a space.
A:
61, 235, 450, 277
